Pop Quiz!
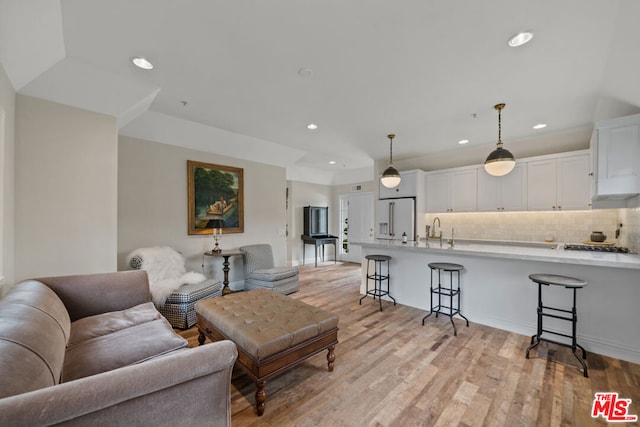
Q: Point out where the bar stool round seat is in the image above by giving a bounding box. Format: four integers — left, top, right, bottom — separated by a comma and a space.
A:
528, 274, 586, 288
422, 262, 468, 336
365, 254, 391, 262
526, 273, 588, 377
360, 254, 396, 312
428, 262, 464, 271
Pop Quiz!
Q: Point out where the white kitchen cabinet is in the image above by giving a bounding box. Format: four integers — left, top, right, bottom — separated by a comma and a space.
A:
425, 172, 448, 213
379, 169, 419, 199
527, 152, 591, 211
425, 167, 477, 213
558, 154, 592, 210
477, 163, 527, 211
591, 114, 640, 200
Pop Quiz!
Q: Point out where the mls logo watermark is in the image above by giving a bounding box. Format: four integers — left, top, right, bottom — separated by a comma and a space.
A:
591, 392, 638, 422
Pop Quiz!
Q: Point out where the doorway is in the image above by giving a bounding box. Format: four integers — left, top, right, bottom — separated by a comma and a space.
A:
339, 192, 374, 263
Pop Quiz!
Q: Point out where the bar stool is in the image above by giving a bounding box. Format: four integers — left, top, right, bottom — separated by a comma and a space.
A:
359, 255, 396, 312
422, 262, 469, 336
525, 273, 588, 377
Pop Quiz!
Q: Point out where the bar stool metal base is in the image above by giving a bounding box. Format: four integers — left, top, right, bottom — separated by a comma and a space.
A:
422, 262, 469, 336
525, 273, 588, 378
360, 255, 396, 312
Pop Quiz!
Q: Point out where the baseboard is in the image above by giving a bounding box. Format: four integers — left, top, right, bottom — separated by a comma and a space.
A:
469, 312, 640, 365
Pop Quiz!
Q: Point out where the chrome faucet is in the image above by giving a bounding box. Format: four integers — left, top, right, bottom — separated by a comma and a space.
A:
431, 217, 441, 238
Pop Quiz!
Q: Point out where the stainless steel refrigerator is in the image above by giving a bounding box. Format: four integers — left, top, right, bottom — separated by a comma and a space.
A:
375, 198, 415, 241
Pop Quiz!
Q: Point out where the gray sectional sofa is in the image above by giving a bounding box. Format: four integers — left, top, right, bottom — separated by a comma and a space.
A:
0, 270, 237, 426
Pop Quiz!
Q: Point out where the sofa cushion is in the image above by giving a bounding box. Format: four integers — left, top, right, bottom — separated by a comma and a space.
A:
67, 302, 161, 346
165, 279, 221, 304
240, 244, 276, 272
247, 266, 298, 282
245, 275, 300, 295
62, 318, 188, 382
0, 282, 70, 398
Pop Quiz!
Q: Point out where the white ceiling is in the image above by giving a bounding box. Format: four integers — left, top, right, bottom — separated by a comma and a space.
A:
2, 0, 640, 184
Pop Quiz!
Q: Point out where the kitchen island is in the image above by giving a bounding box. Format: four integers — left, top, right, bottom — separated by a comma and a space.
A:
353, 239, 640, 364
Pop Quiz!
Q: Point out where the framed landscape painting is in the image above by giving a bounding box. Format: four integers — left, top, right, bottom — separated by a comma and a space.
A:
187, 160, 244, 235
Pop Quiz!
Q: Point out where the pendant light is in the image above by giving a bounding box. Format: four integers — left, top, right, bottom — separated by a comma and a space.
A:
381, 134, 401, 188
484, 103, 516, 176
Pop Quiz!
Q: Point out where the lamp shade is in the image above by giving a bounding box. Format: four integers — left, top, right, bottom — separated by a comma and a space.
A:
484, 146, 516, 176
381, 165, 401, 188
484, 103, 516, 177
205, 219, 224, 229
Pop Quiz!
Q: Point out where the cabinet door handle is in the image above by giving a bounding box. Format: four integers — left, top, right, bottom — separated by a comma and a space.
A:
389, 202, 395, 236
558, 206, 561, 210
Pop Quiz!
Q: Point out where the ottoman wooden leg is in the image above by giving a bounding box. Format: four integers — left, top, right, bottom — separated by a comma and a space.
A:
327, 345, 335, 372
255, 380, 266, 416
197, 330, 206, 346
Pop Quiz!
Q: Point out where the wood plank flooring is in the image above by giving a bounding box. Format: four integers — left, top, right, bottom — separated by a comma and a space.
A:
178, 262, 640, 426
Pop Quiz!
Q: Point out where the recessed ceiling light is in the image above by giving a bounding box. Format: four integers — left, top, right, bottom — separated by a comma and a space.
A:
132, 57, 154, 70
298, 67, 313, 78
458, 139, 470, 145
533, 123, 547, 129
329, 161, 336, 165
307, 123, 318, 130
508, 31, 534, 47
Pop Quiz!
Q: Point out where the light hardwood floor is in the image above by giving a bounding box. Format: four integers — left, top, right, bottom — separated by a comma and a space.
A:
179, 262, 640, 426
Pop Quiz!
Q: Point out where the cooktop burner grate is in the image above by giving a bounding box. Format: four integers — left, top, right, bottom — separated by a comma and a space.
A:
564, 244, 630, 253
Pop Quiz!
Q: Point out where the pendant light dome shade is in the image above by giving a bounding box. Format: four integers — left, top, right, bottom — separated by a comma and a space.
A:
381, 134, 402, 188
484, 103, 516, 176
381, 165, 401, 188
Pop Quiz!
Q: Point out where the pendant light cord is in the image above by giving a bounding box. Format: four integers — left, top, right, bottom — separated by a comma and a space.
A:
494, 103, 505, 148
498, 108, 501, 144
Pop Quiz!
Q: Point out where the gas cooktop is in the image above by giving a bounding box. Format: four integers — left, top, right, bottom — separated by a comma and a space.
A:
564, 244, 631, 253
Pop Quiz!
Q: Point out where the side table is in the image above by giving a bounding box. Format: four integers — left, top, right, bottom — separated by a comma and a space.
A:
204, 249, 243, 296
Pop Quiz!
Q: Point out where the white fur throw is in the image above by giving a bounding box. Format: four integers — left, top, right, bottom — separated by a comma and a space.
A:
126, 246, 206, 305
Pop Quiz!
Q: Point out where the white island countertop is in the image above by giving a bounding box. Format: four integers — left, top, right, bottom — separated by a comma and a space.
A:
353, 238, 640, 270
352, 238, 640, 364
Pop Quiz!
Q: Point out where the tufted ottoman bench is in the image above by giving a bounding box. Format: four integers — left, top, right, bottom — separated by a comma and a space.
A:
195, 288, 338, 416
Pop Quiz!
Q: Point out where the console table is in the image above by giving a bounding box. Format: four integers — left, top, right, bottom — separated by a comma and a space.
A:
301, 235, 338, 267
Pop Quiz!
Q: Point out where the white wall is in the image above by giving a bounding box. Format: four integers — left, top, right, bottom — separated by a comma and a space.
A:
118, 136, 287, 290
14, 95, 117, 281
0, 63, 15, 295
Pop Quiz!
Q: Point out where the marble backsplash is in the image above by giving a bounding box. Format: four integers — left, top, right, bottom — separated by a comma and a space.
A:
424, 208, 639, 252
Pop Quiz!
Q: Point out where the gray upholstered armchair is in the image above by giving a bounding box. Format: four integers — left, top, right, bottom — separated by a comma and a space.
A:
239, 244, 299, 294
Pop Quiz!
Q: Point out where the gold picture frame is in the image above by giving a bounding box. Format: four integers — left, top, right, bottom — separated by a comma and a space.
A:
187, 160, 244, 235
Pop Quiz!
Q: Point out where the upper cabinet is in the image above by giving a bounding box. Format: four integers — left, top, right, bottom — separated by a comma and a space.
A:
527, 152, 591, 211
379, 169, 421, 199
422, 149, 593, 214
425, 167, 477, 213
477, 163, 527, 211
591, 114, 640, 200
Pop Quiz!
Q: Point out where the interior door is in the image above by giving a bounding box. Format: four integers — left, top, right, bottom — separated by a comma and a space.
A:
344, 193, 374, 263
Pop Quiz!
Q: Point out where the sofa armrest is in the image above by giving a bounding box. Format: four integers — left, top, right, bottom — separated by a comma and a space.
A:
0, 340, 238, 427
36, 270, 151, 321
